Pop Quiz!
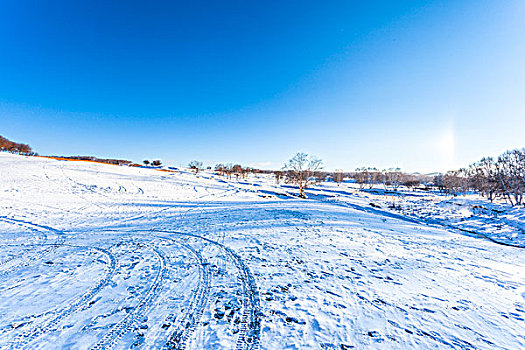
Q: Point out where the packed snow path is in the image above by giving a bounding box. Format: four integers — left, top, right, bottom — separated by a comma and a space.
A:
0, 153, 524, 349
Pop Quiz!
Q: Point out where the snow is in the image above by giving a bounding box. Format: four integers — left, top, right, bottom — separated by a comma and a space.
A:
0, 152, 524, 349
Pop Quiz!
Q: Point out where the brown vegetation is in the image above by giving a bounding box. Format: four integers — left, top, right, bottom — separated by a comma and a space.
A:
0, 135, 34, 155
45, 156, 135, 166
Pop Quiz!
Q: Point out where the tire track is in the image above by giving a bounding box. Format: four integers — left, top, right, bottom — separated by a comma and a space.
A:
152, 230, 261, 350
50, 164, 105, 213
94, 232, 213, 350
10, 245, 117, 349
0, 216, 50, 242
161, 239, 211, 350
120, 183, 238, 228
0, 217, 64, 278
90, 245, 167, 350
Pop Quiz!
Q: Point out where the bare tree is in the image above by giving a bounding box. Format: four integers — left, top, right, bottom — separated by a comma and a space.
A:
468, 157, 499, 202
439, 169, 470, 196
353, 168, 369, 189
496, 149, 525, 206
215, 163, 233, 179
274, 170, 284, 184
403, 174, 421, 191
215, 163, 226, 176
283, 152, 323, 198
384, 168, 403, 191
441, 148, 525, 206
333, 169, 344, 186
232, 164, 244, 180
354, 167, 379, 189
188, 160, 203, 174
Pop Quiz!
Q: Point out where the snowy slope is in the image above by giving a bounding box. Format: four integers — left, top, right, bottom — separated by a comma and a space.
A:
0, 153, 524, 349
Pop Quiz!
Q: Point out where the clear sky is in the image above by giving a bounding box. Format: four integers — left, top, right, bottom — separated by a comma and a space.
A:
1, 0, 524, 172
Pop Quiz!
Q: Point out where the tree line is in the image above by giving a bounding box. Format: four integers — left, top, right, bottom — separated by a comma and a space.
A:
351, 167, 426, 191
434, 148, 525, 206
5, 133, 521, 206
214, 163, 257, 179
347, 149, 525, 207
276, 148, 524, 207
56, 156, 134, 166
143, 160, 162, 167
0, 135, 35, 155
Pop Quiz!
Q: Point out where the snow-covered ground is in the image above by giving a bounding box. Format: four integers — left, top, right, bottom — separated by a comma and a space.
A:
0, 152, 524, 349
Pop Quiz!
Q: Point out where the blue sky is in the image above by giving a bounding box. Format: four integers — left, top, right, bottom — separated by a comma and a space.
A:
1, 0, 524, 172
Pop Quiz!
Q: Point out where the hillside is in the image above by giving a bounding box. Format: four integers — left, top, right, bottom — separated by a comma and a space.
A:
0, 152, 524, 349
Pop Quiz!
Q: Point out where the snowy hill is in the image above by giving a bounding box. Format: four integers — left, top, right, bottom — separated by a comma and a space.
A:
0, 152, 524, 349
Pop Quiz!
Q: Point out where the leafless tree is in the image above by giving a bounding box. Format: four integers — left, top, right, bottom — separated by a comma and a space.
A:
189, 160, 203, 174
437, 148, 524, 206
232, 164, 244, 180
440, 148, 525, 206
353, 168, 368, 189
443, 170, 470, 196
402, 174, 421, 191
224, 163, 234, 179
496, 149, 525, 206
333, 169, 344, 186
467, 157, 499, 202
384, 168, 403, 191
215, 163, 226, 176
274, 170, 284, 184
354, 167, 379, 189
244, 167, 254, 178
283, 152, 323, 198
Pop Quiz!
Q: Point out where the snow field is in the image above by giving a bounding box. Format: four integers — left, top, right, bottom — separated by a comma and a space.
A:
0, 152, 524, 349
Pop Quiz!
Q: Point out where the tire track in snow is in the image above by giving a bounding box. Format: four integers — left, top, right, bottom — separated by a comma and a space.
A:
160, 239, 211, 350
10, 245, 117, 349
56, 164, 107, 212
0, 217, 64, 278
89, 245, 167, 350
152, 230, 261, 350
41, 164, 100, 219
119, 185, 238, 227
0, 216, 50, 242
96, 231, 213, 350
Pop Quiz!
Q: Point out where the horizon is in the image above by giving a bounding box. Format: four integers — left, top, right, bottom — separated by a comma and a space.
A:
1, 133, 518, 175
1, 1, 524, 172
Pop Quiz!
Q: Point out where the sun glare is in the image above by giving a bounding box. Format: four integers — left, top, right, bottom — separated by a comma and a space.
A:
435, 124, 455, 170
